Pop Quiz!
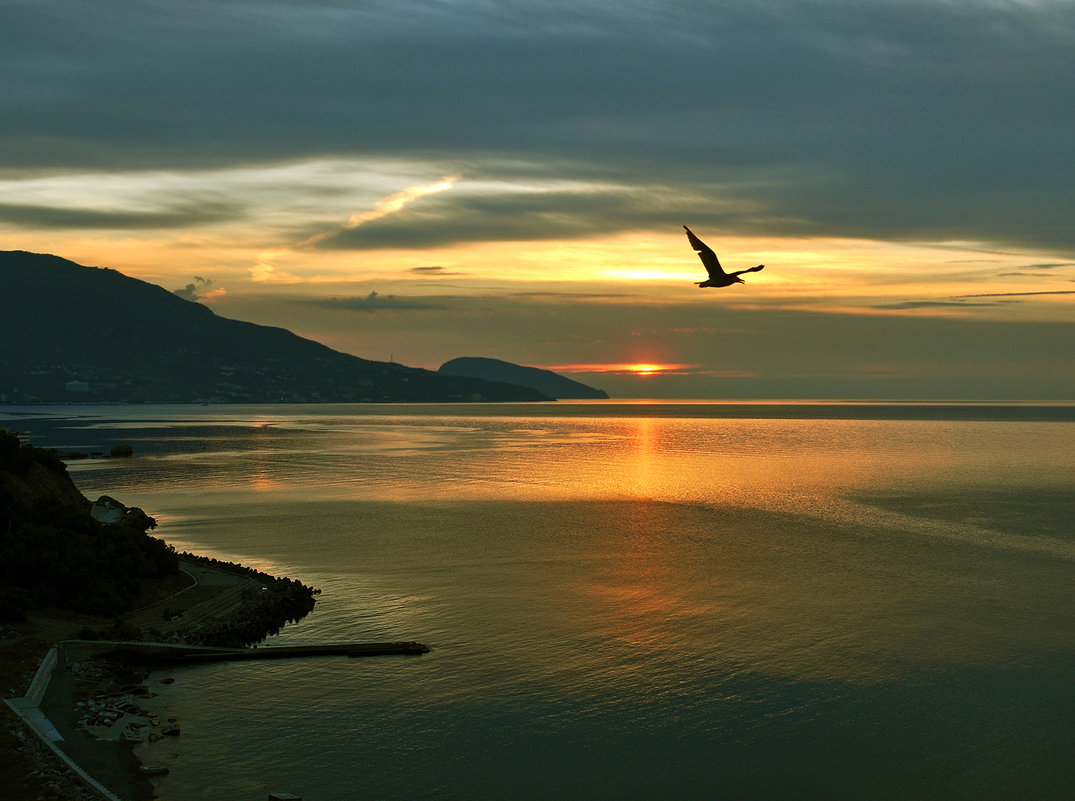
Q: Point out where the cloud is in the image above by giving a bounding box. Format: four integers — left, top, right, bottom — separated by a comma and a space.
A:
4, 0, 1075, 251
308, 181, 728, 249
950, 290, 1075, 300
172, 276, 223, 301
871, 300, 999, 310
249, 250, 306, 284
408, 266, 468, 277
999, 263, 1075, 277
0, 200, 241, 230
297, 175, 459, 248
302, 291, 443, 312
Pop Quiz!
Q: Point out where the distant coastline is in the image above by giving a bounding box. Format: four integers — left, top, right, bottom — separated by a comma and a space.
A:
0, 250, 550, 405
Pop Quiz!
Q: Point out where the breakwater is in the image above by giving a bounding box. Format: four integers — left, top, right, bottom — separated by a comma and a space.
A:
140, 641, 431, 663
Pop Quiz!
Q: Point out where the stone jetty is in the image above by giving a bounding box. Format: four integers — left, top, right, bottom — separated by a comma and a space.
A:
133, 640, 431, 663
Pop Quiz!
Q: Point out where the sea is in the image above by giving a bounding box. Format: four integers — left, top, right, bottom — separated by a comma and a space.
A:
5, 401, 1074, 801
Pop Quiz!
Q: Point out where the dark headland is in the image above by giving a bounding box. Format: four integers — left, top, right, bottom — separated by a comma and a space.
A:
0, 250, 549, 404
439, 356, 609, 400
0, 429, 399, 800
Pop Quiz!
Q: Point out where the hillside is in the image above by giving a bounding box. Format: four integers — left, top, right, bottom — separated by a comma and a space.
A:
0, 428, 322, 799
0, 251, 548, 403
438, 357, 609, 400
0, 429, 177, 621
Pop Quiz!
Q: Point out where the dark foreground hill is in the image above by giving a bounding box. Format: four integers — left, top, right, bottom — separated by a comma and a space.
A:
439, 356, 609, 399
0, 428, 177, 620
0, 251, 548, 403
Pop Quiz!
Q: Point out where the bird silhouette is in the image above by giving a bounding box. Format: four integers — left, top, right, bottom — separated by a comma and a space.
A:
683, 226, 764, 288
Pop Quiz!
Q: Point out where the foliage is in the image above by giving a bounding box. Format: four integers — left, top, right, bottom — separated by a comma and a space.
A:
0, 430, 178, 621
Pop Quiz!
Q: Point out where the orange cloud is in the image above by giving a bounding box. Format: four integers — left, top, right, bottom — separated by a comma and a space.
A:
297, 175, 459, 248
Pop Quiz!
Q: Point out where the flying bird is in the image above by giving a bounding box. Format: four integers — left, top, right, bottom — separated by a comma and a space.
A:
683, 226, 764, 288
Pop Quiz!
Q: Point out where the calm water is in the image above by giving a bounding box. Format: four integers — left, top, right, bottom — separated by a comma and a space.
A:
6, 403, 1075, 800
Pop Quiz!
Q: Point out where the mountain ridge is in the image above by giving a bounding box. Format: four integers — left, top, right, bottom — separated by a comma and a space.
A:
0, 250, 549, 403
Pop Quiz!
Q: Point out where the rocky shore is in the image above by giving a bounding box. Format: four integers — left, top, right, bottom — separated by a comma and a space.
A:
4, 553, 321, 801
1, 428, 322, 799
168, 554, 319, 648
0, 626, 102, 801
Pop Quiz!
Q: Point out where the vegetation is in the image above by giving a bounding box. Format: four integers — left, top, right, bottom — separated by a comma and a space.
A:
0, 428, 318, 800
180, 553, 319, 647
0, 429, 178, 622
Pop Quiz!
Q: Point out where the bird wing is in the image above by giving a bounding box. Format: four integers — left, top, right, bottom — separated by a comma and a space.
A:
683, 226, 727, 278
733, 264, 764, 276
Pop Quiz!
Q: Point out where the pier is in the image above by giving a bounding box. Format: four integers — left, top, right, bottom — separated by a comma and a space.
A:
5, 639, 430, 801
162, 641, 431, 662
52, 636, 427, 666
56, 639, 430, 666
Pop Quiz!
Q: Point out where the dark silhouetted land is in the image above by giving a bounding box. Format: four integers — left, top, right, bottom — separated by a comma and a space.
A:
439, 356, 609, 399
0, 250, 549, 404
0, 430, 322, 799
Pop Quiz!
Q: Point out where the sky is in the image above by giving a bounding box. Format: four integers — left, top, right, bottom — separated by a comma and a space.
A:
3, 0, 1074, 399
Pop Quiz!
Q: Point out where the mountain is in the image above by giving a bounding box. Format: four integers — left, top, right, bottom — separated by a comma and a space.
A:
438, 357, 609, 400
0, 251, 549, 403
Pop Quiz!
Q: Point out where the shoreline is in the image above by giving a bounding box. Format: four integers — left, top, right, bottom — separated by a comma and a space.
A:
4, 556, 320, 801
0, 428, 322, 800
37, 647, 155, 801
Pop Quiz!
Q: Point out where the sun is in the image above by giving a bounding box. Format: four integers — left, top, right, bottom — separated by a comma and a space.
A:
628, 364, 663, 376
542, 362, 696, 377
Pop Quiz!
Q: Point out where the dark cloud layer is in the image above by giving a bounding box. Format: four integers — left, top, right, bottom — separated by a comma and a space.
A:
303, 292, 443, 312
4, 0, 1075, 252
311, 187, 700, 249
951, 290, 1075, 300
0, 200, 241, 230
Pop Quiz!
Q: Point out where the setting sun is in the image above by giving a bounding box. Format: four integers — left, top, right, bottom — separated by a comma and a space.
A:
544, 363, 697, 377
